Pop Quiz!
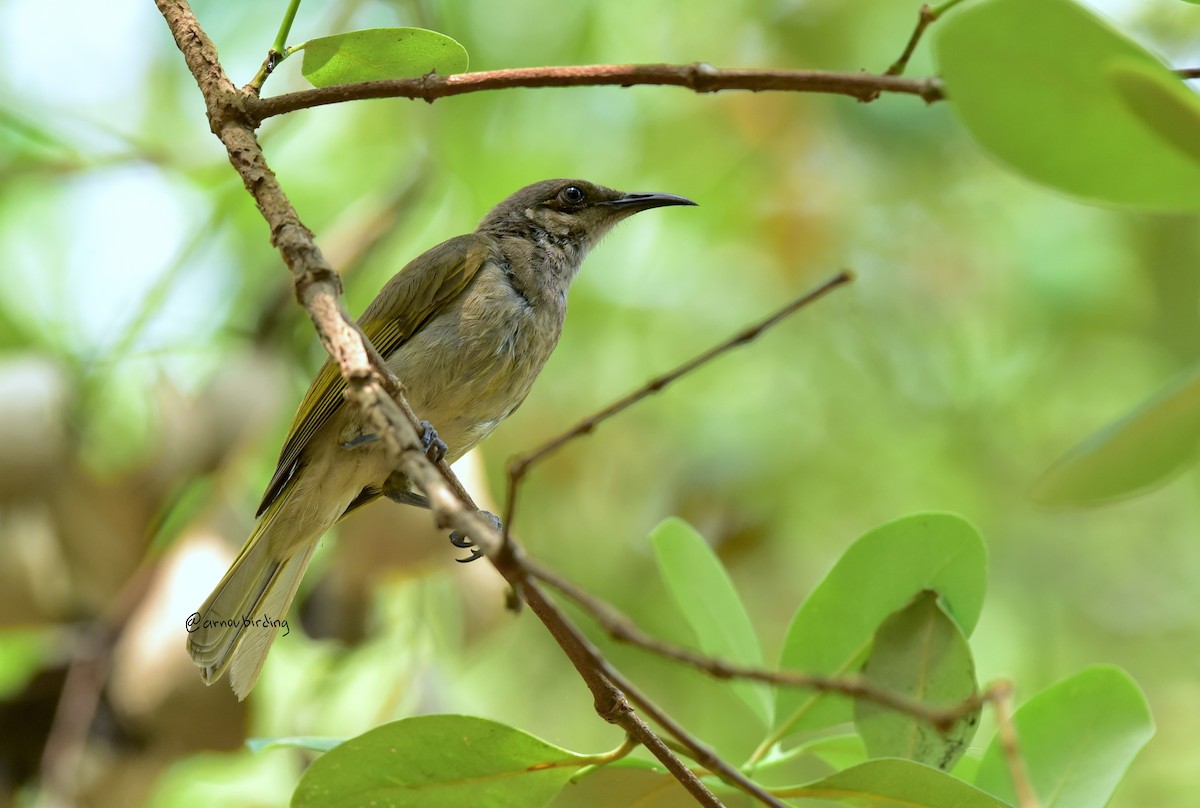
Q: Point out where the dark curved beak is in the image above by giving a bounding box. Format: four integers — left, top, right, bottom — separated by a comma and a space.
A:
602, 192, 698, 212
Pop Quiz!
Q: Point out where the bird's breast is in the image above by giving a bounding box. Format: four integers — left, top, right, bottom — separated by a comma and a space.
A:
384, 263, 565, 460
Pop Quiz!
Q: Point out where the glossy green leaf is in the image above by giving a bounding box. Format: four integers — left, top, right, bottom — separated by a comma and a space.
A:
774, 513, 986, 740
291, 715, 586, 808
550, 765, 751, 808
1109, 59, 1200, 166
784, 759, 1010, 807
1033, 364, 1200, 506
650, 517, 771, 726
299, 28, 469, 89
975, 666, 1154, 807
935, 0, 1200, 210
855, 591, 980, 770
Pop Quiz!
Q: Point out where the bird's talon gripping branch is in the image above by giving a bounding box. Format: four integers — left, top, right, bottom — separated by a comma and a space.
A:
449, 510, 502, 563
419, 420, 448, 464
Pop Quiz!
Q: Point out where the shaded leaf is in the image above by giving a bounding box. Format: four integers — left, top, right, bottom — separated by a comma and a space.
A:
650, 517, 771, 727
291, 715, 586, 808
1109, 60, 1200, 166
854, 591, 980, 771
300, 28, 469, 88
783, 758, 1010, 807
975, 665, 1154, 808
775, 513, 986, 740
935, 0, 1200, 210
1033, 364, 1200, 506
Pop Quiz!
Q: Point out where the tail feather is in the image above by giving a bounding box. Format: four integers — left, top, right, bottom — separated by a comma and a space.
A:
229, 541, 318, 700
187, 503, 322, 700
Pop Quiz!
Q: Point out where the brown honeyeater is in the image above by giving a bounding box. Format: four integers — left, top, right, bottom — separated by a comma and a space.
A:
187, 179, 696, 699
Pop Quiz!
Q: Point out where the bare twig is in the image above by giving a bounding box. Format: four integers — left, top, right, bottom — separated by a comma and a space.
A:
990, 681, 1040, 808
884, 0, 972, 78
249, 64, 945, 120
501, 270, 853, 542
529, 558, 981, 733
886, 3, 938, 77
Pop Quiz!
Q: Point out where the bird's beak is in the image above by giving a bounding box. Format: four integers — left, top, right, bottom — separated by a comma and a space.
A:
601, 192, 698, 212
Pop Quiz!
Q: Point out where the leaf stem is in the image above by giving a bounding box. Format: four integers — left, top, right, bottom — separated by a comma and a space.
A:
271, 0, 302, 54
245, 0, 304, 95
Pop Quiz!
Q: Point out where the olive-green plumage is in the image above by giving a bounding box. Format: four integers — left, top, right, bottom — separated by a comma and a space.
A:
187, 179, 695, 699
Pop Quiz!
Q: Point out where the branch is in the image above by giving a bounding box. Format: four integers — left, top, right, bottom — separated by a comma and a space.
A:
990, 681, 1041, 808
249, 63, 946, 120
501, 270, 853, 542
529, 558, 980, 733
152, 2, 739, 804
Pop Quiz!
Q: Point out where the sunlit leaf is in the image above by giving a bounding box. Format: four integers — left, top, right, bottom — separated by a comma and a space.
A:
975, 666, 1154, 808
1033, 364, 1200, 506
291, 715, 586, 808
650, 517, 771, 727
854, 591, 980, 771
299, 28, 469, 89
783, 758, 1010, 807
935, 0, 1200, 210
774, 513, 986, 740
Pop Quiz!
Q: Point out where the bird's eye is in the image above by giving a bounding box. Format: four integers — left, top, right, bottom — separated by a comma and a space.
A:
559, 185, 586, 205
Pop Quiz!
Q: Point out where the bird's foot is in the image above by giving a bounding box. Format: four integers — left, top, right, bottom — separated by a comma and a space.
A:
419, 420, 448, 464
451, 511, 502, 563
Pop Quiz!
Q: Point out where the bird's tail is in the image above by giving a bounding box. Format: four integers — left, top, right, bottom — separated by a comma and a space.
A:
187, 502, 319, 701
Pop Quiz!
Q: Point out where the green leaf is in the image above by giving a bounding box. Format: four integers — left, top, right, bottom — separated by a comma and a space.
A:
854, 591, 980, 771
291, 715, 586, 808
784, 759, 1011, 807
774, 513, 986, 740
1033, 363, 1200, 506
1108, 59, 1200, 167
246, 736, 342, 754
650, 517, 771, 727
975, 665, 1154, 808
935, 0, 1200, 211
299, 28, 469, 89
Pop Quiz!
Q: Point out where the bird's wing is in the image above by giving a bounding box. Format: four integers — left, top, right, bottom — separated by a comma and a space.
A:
255, 233, 495, 517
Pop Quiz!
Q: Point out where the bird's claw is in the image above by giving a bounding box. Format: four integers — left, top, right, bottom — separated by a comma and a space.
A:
419, 420, 448, 464
450, 511, 502, 563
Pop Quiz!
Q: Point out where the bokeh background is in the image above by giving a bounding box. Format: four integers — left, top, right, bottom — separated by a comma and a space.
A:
2, 0, 1199, 805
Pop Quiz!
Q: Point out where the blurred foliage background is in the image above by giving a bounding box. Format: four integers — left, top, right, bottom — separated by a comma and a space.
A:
1, 0, 1199, 805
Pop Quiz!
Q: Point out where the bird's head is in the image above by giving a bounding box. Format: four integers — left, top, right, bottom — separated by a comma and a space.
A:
477, 179, 696, 253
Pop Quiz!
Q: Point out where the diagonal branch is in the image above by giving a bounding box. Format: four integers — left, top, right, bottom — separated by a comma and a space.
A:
501, 270, 853, 543
529, 558, 981, 733
151, 2, 742, 805
249, 63, 946, 119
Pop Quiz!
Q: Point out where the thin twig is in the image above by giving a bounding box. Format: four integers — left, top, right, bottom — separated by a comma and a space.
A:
245, 0, 303, 95
529, 558, 979, 733
884, 0, 972, 78
886, 3, 937, 77
249, 64, 945, 119
501, 270, 853, 542
990, 681, 1040, 808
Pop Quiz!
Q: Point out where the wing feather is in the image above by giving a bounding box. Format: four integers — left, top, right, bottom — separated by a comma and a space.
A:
255, 234, 494, 516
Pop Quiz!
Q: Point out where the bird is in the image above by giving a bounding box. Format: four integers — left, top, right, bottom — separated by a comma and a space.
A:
186, 178, 696, 699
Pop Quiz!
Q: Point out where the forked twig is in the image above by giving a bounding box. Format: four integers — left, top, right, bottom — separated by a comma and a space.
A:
501, 270, 853, 541
529, 557, 982, 733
